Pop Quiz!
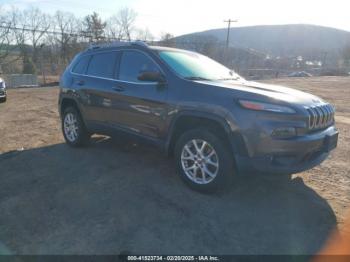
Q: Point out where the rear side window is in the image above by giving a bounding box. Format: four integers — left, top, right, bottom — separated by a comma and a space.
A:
119, 51, 159, 82
87, 52, 118, 78
72, 55, 90, 74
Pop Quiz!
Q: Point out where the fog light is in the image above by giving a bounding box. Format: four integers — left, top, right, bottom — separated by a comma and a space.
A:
272, 127, 297, 138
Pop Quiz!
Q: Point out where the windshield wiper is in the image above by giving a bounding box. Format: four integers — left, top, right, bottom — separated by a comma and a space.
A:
218, 77, 240, 81
184, 76, 212, 81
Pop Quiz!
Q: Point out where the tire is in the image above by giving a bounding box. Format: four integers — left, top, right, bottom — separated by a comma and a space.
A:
62, 106, 90, 147
174, 129, 235, 192
0, 96, 6, 103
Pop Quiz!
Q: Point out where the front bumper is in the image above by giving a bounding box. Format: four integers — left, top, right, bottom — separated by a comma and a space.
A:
0, 88, 6, 97
235, 126, 338, 175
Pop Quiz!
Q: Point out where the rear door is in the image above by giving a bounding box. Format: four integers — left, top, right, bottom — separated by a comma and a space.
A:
110, 50, 168, 140
80, 51, 120, 126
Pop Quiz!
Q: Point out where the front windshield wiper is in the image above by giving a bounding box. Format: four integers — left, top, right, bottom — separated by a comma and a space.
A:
184, 76, 212, 81
218, 77, 240, 81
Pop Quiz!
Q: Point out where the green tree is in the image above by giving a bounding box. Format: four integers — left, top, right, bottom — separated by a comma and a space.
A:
82, 12, 106, 42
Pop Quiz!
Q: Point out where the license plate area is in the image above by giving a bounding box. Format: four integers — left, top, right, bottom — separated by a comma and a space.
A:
324, 132, 338, 152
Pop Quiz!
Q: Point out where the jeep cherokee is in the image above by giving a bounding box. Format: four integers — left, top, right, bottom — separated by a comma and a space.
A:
59, 41, 338, 191
0, 77, 6, 103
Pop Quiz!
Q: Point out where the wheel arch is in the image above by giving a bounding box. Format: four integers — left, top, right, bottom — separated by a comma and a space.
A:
60, 96, 80, 115
165, 111, 248, 158
59, 97, 88, 127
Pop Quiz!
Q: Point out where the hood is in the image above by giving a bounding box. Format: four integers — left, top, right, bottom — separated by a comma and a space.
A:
200, 79, 324, 106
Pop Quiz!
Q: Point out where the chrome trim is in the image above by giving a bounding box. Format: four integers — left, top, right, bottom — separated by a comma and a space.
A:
324, 105, 330, 124
316, 106, 324, 127
306, 103, 335, 131
71, 72, 158, 86
322, 105, 329, 127
311, 107, 317, 129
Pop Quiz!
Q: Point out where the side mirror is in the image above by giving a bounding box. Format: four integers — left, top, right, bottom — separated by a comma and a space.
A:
138, 71, 165, 83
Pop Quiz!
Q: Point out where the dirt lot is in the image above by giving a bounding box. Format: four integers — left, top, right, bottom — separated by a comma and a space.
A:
0, 76, 349, 255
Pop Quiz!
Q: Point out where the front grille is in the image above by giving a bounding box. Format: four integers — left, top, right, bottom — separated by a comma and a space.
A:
306, 104, 335, 131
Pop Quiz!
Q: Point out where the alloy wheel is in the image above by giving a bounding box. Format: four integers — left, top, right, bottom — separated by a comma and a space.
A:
181, 139, 219, 184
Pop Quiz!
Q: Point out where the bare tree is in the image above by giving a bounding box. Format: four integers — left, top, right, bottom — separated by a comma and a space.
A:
135, 27, 154, 42
115, 8, 137, 41
22, 7, 51, 64
105, 16, 124, 41
82, 12, 106, 42
0, 7, 21, 68
53, 11, 80, 63
159, 32, 175, 47
9, 8, 27, 50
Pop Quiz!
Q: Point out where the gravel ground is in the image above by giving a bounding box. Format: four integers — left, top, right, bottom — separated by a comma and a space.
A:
0, 76, 349, 255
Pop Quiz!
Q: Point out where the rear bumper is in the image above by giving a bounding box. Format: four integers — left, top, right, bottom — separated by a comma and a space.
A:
235, 126, 338, 175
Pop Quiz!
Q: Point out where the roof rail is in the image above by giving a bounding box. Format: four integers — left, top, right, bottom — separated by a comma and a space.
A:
131, 40, 149, 48
88, 40, 148, 50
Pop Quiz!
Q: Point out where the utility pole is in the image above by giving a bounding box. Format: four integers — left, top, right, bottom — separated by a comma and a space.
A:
224, 19, 238, 49
223, 19, 238, 67
322, 51, 328, 68
39, 44, 46, 86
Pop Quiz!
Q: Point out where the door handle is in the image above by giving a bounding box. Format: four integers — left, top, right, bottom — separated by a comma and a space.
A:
112, 86, 125, 92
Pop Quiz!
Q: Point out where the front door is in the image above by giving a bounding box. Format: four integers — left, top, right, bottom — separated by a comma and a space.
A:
110, 50, 168, 140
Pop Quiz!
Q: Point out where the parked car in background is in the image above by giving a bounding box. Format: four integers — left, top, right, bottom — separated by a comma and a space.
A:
288, 71, 313, 77
0, 77, 6, 103
59, 42, 338, 192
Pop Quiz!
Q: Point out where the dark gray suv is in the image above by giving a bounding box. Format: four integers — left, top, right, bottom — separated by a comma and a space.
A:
59, 41, 338, 191
0, 77, 6, 103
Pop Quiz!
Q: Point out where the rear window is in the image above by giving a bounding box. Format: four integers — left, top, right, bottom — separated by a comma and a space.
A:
72, 55, 90, 74
87, 52, 118, 79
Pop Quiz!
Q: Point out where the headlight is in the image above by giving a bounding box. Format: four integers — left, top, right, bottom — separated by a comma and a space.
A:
238, 100, 296, 114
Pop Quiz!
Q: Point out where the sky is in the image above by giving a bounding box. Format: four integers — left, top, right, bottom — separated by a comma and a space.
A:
1, 0, 350, 38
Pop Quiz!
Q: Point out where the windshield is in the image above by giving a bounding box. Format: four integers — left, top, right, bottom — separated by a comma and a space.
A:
158, 50, 242, 81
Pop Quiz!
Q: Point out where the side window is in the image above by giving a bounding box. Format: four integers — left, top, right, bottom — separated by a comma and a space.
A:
119, 51, 159, 82
87, 52, 117, 78
72, 55, 90, 74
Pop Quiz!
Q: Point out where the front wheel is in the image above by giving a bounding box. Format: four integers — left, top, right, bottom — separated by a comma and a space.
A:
174, 129, 235, 192
62, 106, 90, 147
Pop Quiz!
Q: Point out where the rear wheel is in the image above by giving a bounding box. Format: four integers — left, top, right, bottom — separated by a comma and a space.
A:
62, 106, 90, 147
174, 129, 234, 192
0, 96, 6, 103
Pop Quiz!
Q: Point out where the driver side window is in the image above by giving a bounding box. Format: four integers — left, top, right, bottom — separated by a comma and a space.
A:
118, 51, 159, 83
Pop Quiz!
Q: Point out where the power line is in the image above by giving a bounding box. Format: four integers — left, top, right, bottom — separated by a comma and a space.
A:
0, 21, 270, 60
0, 23, 130, 42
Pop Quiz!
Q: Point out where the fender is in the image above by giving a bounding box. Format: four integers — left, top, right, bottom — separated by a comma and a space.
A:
59, 90, 87, 125
164, 110, 248, 156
